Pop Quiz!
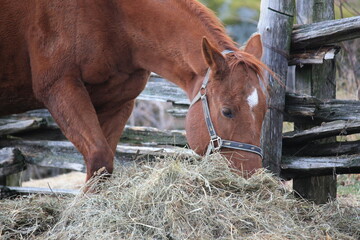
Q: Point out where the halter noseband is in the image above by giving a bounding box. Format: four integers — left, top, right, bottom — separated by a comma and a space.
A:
189, 50, 263, 158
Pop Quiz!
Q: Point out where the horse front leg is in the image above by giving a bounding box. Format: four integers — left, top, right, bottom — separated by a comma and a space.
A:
97, 100, 135, 154
94, 70, 150, 155
33, 75, 114, 181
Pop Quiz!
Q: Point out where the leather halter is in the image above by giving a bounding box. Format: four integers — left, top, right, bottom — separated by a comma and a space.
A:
189, 50, 263, 158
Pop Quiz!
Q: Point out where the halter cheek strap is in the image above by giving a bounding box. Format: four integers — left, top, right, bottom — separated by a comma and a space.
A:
189, 50, 263, 158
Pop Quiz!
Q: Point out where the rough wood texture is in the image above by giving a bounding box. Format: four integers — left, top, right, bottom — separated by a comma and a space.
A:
281, 154, 360, 179
0, 186, 78, 198
291, 16, 360, 50
283, 140, 360, 157
292, 0, 337, 204
283, 120, 360, 144
0, 147, 26, 177
0, 118, 46, 136
0, 147, 26, 187
289, 46, 340, 65
140, 74, 189, 106
166, 107, 188, 118
6, 118, 188, 147
121, 126, 187, 146
258, 0, 295, 175
293, 177, 337, 203
0, 140, 195, 172
285, 93, 360, 123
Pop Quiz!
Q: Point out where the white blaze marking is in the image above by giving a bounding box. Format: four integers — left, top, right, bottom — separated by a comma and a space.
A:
247, 88, 258, 110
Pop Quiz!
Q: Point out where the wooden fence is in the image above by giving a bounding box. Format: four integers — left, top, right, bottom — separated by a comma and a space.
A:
1, 0, 360, 203
258, 0, 360, 203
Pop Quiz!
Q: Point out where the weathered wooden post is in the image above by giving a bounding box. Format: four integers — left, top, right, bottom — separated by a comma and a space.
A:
0, 148, 26, 187
291, 0, 337, 204
258, 0, 295, 174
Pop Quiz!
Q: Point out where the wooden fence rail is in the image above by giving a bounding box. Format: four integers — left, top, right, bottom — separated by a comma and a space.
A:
291, 15, 360, 50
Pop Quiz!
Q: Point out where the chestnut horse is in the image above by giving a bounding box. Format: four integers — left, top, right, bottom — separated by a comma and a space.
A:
0, 0, 268, 181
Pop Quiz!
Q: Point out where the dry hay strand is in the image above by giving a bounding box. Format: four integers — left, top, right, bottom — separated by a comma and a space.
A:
1, 153, 359, 240
0, 194, 70, 239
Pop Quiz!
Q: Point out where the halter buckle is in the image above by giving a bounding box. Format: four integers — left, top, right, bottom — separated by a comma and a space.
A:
200, 87, 207, 97
210, 136, 222, 152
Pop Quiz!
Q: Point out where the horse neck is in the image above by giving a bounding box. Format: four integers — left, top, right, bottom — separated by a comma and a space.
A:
122, 0, 237, 99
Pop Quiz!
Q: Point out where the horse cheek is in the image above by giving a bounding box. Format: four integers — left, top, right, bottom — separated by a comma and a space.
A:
185, 107, 208, 155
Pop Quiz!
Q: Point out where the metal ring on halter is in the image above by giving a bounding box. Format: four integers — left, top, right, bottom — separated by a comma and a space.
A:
210, 136, 222, 151
200, 86, 206, 97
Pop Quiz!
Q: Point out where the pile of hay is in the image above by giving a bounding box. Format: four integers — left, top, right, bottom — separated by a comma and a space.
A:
1, 153, 359, 239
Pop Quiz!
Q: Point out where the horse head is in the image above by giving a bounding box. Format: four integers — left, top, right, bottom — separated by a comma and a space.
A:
186, 34, 268, 176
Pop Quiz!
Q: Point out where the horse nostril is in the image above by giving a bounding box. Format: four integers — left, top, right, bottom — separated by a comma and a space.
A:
222, 107, 233, 118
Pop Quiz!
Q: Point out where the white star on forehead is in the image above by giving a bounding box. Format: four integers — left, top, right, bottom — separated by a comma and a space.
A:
247, 88, 258, 109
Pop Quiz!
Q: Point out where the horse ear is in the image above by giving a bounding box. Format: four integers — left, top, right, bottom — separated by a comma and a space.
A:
244, 33, 263, 60
202, 37, 226, 71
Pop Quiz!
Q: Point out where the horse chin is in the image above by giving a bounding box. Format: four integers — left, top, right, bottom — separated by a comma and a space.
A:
188, 142, 208, 156
219, 150, 263, 178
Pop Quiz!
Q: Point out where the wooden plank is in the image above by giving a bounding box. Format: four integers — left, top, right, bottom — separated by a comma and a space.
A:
0, 147, 26, 177
283, 120, 360, 144
7, 119, 188, 147
283, 140, 360, 157
0, 185, 79, 198
291, 15, 360, 50
289, 46, 340, 65
0, 140, 196, 172
0, 118, 46, 136
7, 110, 56, 126
281, 154, 360, 179
1, 140, 86, 172
140, 74, 189, 106
0, 147, 26, 187
258, 0, 295, 175
285, 93, 360, 123
166, 108, 188, 118
292, 0, 337, 204
121, 126, 187, 146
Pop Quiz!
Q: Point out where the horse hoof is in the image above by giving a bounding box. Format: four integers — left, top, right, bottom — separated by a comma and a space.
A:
83, 167, 112, 193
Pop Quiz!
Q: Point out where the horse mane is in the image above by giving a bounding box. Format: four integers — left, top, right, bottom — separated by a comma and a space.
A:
177, 0, 238, 50
228, 51, 272, 85
178, 0, 270, 83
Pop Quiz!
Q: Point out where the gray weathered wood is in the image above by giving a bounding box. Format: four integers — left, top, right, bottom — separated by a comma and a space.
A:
283, 140, 360, 157
140, 74, 189, 106
166, 108, 188, 118
0, 185, 79, 197
121, 126, 187, 146
291, 16, 360, 50
281, 154, 360, 179
283, 120, 360, 144
289, 46, 340, 65
0, 147, 26, 187
0, 118, 46, 136
0, 147, 26, 177
258, 0, 295, 174
0, 140, 196, 172
285, 93, 360, 123
292, 0, 337, 204
5, 117, 188, 147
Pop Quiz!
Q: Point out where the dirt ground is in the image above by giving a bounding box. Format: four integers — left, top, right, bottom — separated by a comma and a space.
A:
22, 172, 86, 190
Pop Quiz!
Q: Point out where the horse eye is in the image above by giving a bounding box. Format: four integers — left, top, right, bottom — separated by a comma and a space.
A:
221, 107, 233, 118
